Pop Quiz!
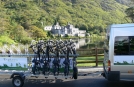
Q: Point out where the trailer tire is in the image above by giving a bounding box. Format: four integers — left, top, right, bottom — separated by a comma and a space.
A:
12, 76, 24, 87
73, 67, 78, 79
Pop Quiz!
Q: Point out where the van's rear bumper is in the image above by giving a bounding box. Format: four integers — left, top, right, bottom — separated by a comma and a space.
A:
102, 71, 120, 81
108, 71, 120, 81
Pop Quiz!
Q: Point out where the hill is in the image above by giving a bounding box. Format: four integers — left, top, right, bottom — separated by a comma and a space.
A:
115, 0, 133, 6
0, 0, 130, 44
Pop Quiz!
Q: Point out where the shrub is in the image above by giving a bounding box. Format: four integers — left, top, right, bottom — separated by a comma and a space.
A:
0, 36, 16, 45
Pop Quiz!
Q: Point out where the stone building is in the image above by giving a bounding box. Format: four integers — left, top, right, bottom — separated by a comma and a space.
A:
44, 22, 86, 37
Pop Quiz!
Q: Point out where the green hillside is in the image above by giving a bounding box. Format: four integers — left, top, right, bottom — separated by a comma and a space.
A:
0, 0, 130, 44
115, 0, 133, 6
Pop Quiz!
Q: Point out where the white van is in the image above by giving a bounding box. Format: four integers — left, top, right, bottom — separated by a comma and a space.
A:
102, 23, 134, 81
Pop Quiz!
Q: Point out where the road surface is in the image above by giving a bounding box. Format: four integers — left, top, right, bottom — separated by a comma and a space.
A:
0, 72, 134, 87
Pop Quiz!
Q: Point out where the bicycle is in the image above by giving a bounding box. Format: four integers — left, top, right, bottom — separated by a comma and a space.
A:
52, 40, 64, 76
30, 40, 42, 75
38, 40, 58, 75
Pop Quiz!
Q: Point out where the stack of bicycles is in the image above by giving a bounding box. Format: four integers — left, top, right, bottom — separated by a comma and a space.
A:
29, 39, 78, 79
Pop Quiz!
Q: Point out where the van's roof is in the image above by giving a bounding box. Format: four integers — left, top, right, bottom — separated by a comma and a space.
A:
111, 23, 134, 28
110, 23, 134, 36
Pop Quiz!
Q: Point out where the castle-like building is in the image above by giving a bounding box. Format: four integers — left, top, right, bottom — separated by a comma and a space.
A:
44, 22, 86, 37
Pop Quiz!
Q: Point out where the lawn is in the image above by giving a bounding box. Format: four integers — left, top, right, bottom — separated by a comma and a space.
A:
76, 56, 104, 67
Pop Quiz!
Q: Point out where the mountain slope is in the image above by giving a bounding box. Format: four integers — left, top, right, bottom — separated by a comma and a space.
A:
0, 0, 130, 43
115, 0, 133, 6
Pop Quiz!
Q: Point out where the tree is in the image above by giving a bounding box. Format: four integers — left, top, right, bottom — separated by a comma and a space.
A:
29, 25, 47, 39
16, 63, 18, 67
47, 31, 54, 38
125, 7, 134, 23
71, 0, 76, 4
131, 0, 134, 2
24, 64, 26, 68
19, 63, 21, 67
11, 63, 13, 67
0, 18, 11, 35
8, 25, 29, 42
79, 24, 88, 31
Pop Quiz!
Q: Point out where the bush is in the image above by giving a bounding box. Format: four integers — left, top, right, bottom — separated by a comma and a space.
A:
21, 37, 32, 44
0, 36, 16, 45
0, 42, 2, 46
65, 34, 69, 37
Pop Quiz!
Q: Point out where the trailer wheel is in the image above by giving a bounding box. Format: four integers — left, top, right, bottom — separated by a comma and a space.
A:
73, 67, 78, 79
12, 76, 24, 87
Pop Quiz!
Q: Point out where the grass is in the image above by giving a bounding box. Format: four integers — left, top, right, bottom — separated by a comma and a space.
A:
77, 56, 104, 60
76, 56, 104, 67
77, 63, 103, 67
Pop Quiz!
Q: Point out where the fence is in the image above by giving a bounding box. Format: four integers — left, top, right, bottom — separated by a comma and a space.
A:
76, 48, 104, 67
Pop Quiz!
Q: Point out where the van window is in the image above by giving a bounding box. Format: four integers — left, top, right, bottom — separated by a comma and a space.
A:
114, 36, 134, 55
129, 36, 134, 54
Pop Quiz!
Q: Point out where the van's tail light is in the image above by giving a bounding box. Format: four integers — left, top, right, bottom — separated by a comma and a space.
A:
108, 60, 111, 71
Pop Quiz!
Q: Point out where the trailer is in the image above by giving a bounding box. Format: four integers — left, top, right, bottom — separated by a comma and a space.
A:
0, 39, 79, 87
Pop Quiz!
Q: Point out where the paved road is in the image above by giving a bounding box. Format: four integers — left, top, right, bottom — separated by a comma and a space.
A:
0, 72, 134, 87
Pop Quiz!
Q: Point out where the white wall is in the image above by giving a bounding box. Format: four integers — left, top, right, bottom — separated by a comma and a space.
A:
44, 26, 52, 31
